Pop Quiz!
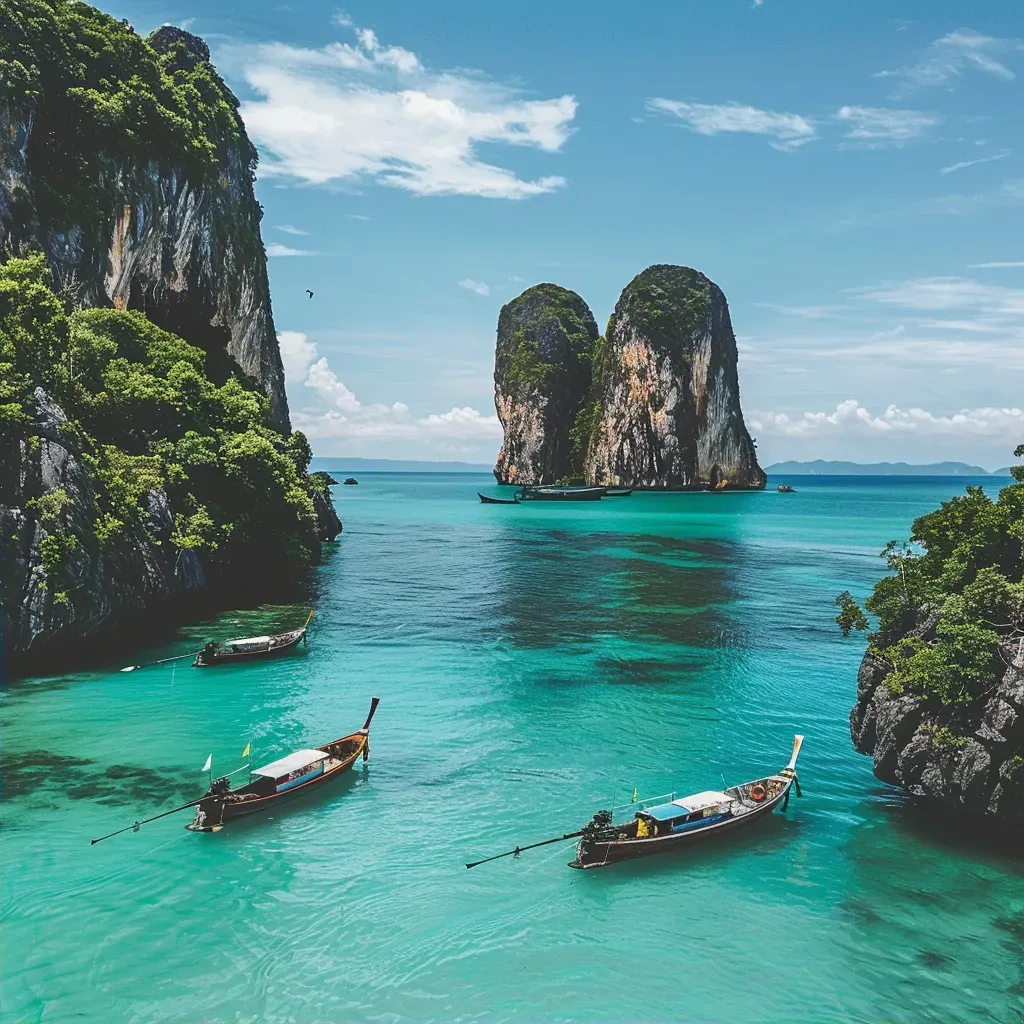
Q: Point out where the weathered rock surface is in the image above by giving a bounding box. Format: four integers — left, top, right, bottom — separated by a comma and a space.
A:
310, 473, 343, 541
851, 632, 1024, 822
0, 26, 289, 431
493, 284, 600, 484
585, 266, 764, 489
0, 389, 205, 659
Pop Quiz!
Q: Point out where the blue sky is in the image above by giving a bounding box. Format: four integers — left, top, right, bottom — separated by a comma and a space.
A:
114, 0, 1022, 469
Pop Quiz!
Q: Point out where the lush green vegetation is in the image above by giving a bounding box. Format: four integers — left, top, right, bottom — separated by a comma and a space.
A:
0, 254, 320, 594
617, 266, 712, 346
837, 451, 1024, 714
0, 0, 252, 231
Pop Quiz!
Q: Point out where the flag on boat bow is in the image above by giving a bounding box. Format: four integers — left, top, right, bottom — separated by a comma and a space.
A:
241, 742, 250, 759
202, 754, 212, 773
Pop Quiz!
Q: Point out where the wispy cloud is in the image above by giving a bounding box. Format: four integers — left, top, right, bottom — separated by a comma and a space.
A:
239, 19, 576, 199
753, 302, 850, 320
969, 260, 1024, 268
940, 151, 1010, 175
346, 213, 371, 221
860, 276, 1024, 315
266, 241, 320, 256
750, 399, 1023, 438
275, 224, 308, 235
458, 279, 490, 296
876, 28, 1021, 94
836, 105, 939, 147
279, 331, 502, 444
645, 98, 816, 150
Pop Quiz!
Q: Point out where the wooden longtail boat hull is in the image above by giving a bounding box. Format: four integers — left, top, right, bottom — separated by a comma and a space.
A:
193, 613, 314, 666
604, 489, 633, 497
519, 487, 606, 502
186, 699, 379, 832
478, 492, 520, 505
569, 777, 791, 869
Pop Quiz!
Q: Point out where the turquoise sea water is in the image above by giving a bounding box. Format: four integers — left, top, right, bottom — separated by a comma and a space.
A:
2, 474, 1023, 1024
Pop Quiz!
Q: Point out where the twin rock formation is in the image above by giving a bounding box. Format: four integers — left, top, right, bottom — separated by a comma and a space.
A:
493, 266, 765, 490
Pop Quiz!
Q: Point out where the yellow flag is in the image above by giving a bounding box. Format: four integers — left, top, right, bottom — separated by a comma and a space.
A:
242, 741, 251, 759
631, 788, 638, 803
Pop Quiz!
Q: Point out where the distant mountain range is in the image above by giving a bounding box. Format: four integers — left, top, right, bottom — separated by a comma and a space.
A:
765, 460, 1010, 477
310, 457, 492, 474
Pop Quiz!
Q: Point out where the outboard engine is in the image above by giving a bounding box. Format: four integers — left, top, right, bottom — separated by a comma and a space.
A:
209, 776, 231, 796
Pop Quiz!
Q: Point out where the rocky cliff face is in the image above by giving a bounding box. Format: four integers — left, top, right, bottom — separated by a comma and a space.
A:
0, 389, 205, 659
0, 25, 289, 431
493, 284, 600, 484
585, 266, 764, 490
851, 619, 1024, 822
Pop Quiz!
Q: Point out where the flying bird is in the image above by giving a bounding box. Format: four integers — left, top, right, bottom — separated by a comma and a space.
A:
305, 289, 314, 299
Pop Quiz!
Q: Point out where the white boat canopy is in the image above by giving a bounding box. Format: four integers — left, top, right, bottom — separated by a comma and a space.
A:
252, 749, 328, 779
672, 790, 732, 812
227, 636, 271, 647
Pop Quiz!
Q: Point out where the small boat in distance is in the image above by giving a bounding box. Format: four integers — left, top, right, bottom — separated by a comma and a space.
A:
517, 486, 606, 502
466, 735, 804, 871
777, 484, 796, 493
193, 611, 314, 667
187, 698, 380, 832
479, 492, 521, 505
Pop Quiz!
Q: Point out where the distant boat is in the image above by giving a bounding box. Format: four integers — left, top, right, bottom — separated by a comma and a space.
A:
777, 484, 795, 493
518, 486, 606, 502
192, 611, 314, 667
604, 488, 633, 498
479, 492, 520, 505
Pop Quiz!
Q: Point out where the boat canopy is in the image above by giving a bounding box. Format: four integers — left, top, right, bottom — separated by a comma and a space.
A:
641, 790, 732, 821
672, 790, 732, 812
228, 636, 271, 647
252, 749, 328, 779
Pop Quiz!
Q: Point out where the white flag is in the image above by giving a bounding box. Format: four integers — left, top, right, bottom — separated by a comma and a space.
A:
202, 754, 212, 772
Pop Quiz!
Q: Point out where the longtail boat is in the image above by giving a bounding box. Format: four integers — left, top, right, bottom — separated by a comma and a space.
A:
479, 492, 520, 505
192, 611, 314, 666
517, 486, 606, 502
466, 735, 804, 871
186, 697, 380, 832
604, 488, 633, 497
90, 698, 380, 845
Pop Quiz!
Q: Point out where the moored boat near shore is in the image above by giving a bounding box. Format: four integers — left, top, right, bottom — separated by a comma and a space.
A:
192, 611, 314, 666
517, 486, 606, 502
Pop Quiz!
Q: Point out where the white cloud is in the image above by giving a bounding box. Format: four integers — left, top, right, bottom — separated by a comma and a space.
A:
645, 98, 816, 150
876, 28, 1020, 93
859, 276, 1024, 315
275, 224, 308, 235
277, 330, 319, 384
836, 105, 939, 147
346, 213, 371, 221
751, 399, 1024, 437
458, 278, 490, 296
282, 343, 501, 444
239, 21, 576, 199
940, 151, 1010, 174
266, 241, 319, 256
969, 260, 1024, 268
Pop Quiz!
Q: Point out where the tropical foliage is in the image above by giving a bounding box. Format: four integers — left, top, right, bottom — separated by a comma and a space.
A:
0, 0, 251, 230
0, 254, 319, 589
837, 451, 1024, 709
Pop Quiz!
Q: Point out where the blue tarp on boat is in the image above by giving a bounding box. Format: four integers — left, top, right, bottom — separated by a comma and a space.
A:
642, 802, 686, 822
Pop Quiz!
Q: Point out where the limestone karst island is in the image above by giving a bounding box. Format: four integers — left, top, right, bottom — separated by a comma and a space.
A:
0, 3, 1021, 1023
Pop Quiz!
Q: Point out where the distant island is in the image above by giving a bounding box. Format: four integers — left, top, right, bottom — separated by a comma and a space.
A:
310, 457, 493, 474
766, 460, 1005, 477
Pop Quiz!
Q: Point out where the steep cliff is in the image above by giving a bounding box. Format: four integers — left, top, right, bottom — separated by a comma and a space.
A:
0, 8, 288, 429
493, 284, 600, 484
843, 469, 1024, 823
584, 266, 764, 490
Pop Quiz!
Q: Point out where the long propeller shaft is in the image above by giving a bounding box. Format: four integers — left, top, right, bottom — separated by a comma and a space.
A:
90, 797, 204, 845
466, 830, 583, 869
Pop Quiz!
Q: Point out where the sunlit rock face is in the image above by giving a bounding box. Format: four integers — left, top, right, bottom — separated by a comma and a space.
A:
584, 265, 765, 490
493, 284, 600, 485
0, 26, 289, 431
